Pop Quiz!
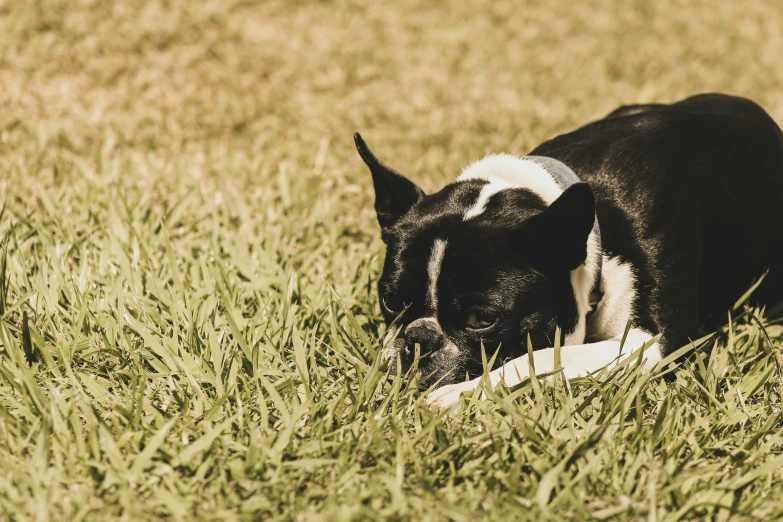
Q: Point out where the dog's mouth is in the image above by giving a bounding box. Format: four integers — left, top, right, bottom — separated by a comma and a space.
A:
381, 329, 467, 387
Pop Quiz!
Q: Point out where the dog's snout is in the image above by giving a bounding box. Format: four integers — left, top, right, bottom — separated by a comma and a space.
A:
405, 320, 445, 356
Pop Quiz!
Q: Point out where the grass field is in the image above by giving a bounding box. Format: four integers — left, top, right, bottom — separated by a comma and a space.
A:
2, 0, 783, 520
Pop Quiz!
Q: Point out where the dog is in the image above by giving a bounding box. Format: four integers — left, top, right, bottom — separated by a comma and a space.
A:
355, 93, 783, 409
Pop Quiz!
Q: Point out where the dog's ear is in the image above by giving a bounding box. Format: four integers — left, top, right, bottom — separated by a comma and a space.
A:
517, 183, 595, 277
355, 133, 424, 235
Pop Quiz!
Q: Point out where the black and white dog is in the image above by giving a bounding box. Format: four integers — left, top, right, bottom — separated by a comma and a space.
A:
355, 93, 783, 408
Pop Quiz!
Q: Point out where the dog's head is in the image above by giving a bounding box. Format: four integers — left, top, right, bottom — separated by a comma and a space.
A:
356, 133, 596, 387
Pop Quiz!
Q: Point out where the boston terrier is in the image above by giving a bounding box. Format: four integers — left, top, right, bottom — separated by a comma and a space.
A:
355, 93, 783, 409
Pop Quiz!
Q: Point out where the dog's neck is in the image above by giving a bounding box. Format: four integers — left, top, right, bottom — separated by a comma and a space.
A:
459, 154, 603, 344
524, 156, 604, 303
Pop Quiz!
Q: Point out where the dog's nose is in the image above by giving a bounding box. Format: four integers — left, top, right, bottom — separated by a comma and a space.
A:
405, 320, 445, 358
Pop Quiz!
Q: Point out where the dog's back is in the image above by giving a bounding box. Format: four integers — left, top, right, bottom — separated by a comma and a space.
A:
532, 93, 783, 341
359, 93, 783, 406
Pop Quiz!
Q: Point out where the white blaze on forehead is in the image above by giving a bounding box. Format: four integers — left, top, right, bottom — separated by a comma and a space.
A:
463, 178, 513, 220
460, 154, 564, 221
427, 239, 447, 312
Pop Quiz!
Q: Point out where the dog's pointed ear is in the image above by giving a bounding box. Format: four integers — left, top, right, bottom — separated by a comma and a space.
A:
355, 133, 424, 235
518, 183, 596, 277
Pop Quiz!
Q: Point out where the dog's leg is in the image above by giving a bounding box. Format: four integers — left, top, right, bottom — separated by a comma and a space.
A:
426, 328, 662, 409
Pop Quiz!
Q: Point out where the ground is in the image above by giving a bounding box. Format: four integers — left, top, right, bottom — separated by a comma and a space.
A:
2, 0, 783, 520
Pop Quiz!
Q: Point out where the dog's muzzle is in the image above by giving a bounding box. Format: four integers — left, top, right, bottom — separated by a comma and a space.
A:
403, 318, 445, 360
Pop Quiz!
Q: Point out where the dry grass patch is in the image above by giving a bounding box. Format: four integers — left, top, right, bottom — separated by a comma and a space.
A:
2, 0, 783, 519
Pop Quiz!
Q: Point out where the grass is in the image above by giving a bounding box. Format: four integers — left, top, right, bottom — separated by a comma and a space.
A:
2, 0, 783, 519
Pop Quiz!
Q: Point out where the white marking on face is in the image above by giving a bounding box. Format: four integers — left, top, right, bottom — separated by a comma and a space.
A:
427, 239, 447, 313
586, 256, 637, 341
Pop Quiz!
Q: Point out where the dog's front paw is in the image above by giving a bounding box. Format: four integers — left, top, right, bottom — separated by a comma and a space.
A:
425, 379, 481, 410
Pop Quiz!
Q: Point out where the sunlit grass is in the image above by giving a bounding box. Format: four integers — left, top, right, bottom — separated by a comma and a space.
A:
2, 0, 783, 520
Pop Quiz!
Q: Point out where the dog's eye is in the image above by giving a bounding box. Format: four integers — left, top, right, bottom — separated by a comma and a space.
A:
382, 294, 406, 315
466, 311, 496, 330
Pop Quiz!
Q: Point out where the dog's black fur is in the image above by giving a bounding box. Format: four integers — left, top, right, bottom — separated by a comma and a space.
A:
357, 94, 783, 388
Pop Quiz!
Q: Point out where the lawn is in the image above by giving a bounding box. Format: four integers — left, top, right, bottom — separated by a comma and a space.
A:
2, 0, 783, 520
